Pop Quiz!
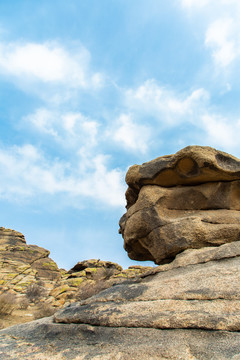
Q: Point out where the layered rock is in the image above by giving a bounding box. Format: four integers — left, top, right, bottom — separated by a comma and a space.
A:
54, 241, 240, 331
120, 146, 240, 264
50, 259, 151, 306
0, 227, 151, 309
1, 241, 240, 359
0, 227, 61, 294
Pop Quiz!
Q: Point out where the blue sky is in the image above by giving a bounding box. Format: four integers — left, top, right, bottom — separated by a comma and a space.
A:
1, 0, 240, 270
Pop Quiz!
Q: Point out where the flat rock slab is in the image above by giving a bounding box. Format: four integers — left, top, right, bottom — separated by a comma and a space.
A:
1, 242, 240, 359
54, 243, 240, 331
1, 318, 240, 360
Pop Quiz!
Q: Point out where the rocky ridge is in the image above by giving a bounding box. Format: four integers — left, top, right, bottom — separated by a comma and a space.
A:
0, 227, 151, 321
1, 145, 240, 360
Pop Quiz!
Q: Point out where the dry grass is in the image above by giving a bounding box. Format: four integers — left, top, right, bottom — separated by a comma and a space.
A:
17, 296, 30, 310
0, 293, 17, 316
33, 303, 56, 319
25, 282, 46, 303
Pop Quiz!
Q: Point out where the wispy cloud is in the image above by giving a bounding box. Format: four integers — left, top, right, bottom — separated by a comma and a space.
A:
180, 0, 240, 73
205, 18, 237, 68
125, 80, 209, 125
201, 114, 240, 149
0, 40, 103, 103
111, 114, 151, 153
0, 144, 125, 207
23, 108, 99, 150
181, 0, 210, 8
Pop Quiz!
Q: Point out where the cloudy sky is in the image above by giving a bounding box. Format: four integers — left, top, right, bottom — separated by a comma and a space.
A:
1, 0, 240, 270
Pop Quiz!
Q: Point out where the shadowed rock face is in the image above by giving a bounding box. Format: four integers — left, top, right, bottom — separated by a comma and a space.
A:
119, 146, 240, 264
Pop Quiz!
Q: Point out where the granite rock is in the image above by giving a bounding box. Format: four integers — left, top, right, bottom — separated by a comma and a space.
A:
1, 241, 240, 359
120, 146, 240, 264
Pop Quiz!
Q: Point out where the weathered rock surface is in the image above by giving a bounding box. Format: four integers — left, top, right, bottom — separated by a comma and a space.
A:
0, 227, 61, 294
1, 241, 240, 359
54, 241, 240, 331
1, 320, 240, 360
0, 227, 151, 313
125, 145, 240, 190
120, 146, 240, 264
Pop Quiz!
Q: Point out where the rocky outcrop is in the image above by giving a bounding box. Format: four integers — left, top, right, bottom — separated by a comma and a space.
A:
50, 259, 151, 307
0, 227, 61, 294
54, 241, 240, 331
1, 241, 240, 359
0, 227, 151, 310
120, 146, 240, 264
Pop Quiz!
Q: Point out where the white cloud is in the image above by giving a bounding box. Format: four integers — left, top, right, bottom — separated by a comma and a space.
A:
112, 114, 151, 153
0, 144, 125, 207
24, 108, 99, 150
181, 0, 210, 8
0, 41, 103, 94
205, 18, 236, 67
180, 0, 240, 72
201, 114, 240, 149
181, 0, 240, 9
125, 80, 209, 125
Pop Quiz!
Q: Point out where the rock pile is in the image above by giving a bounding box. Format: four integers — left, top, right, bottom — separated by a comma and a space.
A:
1, 146, 240, 359
0, 227, 61, 294
0, 227, 151, 311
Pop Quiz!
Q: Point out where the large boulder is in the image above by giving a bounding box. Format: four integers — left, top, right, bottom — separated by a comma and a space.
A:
54, 241, 240, 331
120, 146, 240, 264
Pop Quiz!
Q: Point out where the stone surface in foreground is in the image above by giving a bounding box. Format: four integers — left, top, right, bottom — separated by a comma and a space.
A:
1, 241, 240, 359
54, 241, 240, 331
1, 318, 240, 360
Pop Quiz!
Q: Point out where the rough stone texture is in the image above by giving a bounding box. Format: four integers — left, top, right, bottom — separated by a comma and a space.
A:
125, 145, 240, 191
1, 241, 240, 359
120, 146, 240, 264
54, 241, 240, 331
0, 227, 151, 310
1, 320, 240, 360
0, 227, 61, 294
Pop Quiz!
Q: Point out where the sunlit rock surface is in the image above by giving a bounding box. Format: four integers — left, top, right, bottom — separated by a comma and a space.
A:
120, 146, 240, 264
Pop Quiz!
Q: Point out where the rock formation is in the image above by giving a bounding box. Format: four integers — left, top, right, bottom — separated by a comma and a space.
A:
1, 239, 240, 359
1, 146, 240, 359
119, 145, 240, 264
0, 227, 61, 293
0, 227, 151, 327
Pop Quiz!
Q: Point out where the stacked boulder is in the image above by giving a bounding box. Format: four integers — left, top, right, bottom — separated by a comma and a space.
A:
120, 145, 240, 264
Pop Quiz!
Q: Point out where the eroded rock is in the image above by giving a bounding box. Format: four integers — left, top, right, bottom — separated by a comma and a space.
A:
120, 146, 240, 264
1, 241, 240, 359
0, 227, 61, 294
0, 227, 151, 312
54, 241, 240, 331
